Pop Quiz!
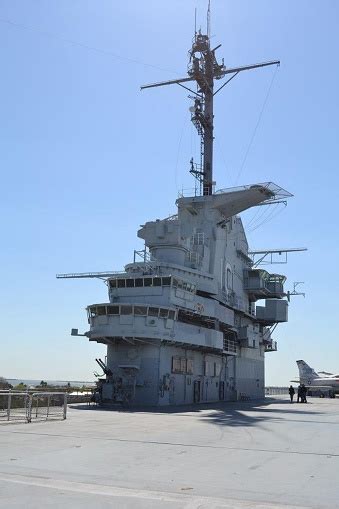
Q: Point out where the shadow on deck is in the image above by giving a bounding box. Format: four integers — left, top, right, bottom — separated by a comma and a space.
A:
69, 397, 324, 428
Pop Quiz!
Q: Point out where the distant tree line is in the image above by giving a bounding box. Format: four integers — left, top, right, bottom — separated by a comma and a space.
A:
0, 376, 92, 393
0, 376, 13, 389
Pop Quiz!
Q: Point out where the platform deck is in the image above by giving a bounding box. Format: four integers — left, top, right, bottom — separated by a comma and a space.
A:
0, 396, 338, 508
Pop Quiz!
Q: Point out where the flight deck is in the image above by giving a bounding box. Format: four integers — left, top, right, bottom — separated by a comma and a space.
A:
0, 396, 338, 508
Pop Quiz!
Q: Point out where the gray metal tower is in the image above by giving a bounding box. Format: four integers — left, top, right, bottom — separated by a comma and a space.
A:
141, 9, 280, 195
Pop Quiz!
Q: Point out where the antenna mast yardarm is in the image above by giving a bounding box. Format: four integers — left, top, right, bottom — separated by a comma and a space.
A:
141, 11, 280, 196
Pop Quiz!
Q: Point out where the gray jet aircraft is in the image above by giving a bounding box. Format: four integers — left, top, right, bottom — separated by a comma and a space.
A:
292, 360, 339, 397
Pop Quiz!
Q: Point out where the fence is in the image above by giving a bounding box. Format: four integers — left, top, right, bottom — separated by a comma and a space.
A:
265, 387, 290, 395
0, 391, 67, 423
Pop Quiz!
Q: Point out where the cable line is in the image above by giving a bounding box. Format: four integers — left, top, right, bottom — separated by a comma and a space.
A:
0, 16, 181, 75
234, 66, 279, 185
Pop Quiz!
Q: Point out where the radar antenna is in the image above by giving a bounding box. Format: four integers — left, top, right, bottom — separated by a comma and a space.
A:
141, 4, 280, 196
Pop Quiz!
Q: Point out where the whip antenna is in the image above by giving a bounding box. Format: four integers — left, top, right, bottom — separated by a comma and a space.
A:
207, 0, 211, 38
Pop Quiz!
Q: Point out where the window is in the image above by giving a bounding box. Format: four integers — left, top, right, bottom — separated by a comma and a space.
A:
107, 306, 119, 315
162, 277, 171, 286
134, 306, 147, 316
135, 278, 143, 287
171, 356, 193, 374
159, 308, 169, 318
172, 357, 181, 374
91, 303, 175, 320
121, 305, 132, 315
144, 278, 153, 287
180, 358, 187, 373
126, 279, 134, 288
153, 277, 161, 286
109, 280, 117, 288
187, 359, 194, 374
117, 279, 126, 288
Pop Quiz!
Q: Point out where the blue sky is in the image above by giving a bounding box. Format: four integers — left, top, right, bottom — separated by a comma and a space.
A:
0, 0, 338, 384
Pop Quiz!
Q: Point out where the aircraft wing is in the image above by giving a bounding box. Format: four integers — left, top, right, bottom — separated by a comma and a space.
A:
318, 371, 334, 376
305, 385, 334, 389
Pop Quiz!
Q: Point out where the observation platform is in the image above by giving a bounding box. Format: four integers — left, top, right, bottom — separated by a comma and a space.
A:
0, 396, 338, 508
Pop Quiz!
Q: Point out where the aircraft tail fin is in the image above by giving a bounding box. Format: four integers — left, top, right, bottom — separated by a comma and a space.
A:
296, 360, 319, 382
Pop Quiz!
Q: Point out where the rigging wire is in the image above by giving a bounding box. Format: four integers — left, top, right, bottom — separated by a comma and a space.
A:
248, 204, 279, 233
0, 16, 181, 75
174, 116, 190, 191
234, 66, 279, 185
245, 202, 271, 229
245, 204, 267, 229
247, 203, 286, 234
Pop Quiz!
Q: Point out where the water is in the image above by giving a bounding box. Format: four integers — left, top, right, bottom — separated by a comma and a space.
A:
6, 379, 96, 388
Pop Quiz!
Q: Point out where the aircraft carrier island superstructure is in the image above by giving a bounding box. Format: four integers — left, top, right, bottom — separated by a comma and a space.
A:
58, 23, 305, 406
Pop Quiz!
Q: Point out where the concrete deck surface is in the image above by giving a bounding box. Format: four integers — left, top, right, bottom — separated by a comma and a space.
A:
0, 396, 338, 508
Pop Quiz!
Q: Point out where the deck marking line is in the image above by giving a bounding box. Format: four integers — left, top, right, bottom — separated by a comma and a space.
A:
3, 430, 339, 458
0, 472, 309, 509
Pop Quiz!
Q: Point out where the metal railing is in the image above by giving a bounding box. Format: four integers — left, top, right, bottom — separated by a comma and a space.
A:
223, 338, 237, 354
265, 387, 290, 395
264, 340, 278, 352
0, 392, 30, 422
0, 391, 67, 424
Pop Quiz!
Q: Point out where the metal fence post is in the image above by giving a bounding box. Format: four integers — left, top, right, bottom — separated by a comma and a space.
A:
7, 392, 11, 421
63, 393, 67, 420
27, 394, 32, 423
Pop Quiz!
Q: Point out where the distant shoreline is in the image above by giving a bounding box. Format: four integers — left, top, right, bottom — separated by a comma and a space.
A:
6, 378, 96, 387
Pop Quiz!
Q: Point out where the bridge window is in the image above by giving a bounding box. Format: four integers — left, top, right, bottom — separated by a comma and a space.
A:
121, 305, 132, 315
89, 304, 176, 320
107, 306, 119, 315
109, 275, 195, 292
134, 306, 147, 316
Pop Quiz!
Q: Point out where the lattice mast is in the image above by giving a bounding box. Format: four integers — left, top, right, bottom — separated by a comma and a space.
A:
141, 2, 280, 196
